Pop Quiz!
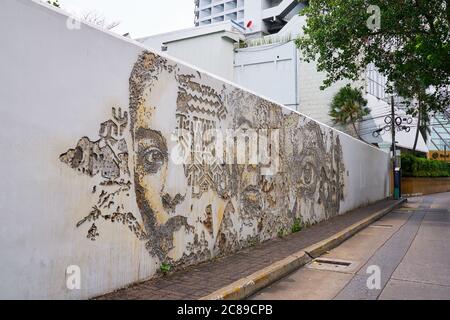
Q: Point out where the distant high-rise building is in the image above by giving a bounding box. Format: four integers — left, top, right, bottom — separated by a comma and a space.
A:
195, 0, 304, 37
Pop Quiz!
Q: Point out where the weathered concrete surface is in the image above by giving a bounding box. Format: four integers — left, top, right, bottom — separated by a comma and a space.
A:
0, 0, 390, 299
251, 193, 450, 300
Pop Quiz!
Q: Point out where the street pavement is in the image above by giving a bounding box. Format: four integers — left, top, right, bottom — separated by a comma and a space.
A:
251, 192, 450, 300
97, 199, 399, 300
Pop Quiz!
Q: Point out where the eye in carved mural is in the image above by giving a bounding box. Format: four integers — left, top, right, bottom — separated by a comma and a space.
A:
60, 107, 146, 241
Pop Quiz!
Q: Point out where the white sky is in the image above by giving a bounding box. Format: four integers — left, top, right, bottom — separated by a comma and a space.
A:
58, 0, 195, 38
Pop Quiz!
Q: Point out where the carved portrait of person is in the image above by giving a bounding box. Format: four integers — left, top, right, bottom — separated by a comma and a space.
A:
129, 51, 234, 266
285, 117, 346, 224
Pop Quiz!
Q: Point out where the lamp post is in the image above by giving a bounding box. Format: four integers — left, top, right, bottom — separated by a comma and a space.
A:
391, 96, 401, 199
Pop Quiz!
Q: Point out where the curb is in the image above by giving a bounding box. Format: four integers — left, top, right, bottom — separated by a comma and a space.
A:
200, 198, 407, 300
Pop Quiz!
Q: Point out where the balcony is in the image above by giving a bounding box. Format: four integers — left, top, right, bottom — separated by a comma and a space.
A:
262, 0, 298, 20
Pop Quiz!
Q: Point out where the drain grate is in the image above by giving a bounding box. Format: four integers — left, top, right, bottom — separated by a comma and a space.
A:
306, 258, 356, 273
314, 259, 351, 267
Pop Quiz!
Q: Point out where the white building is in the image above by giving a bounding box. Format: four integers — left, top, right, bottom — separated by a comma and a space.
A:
233, 14, 354, 127
137, 21, 244, 81
140, 3, 428, 153
195, 0, 305, 37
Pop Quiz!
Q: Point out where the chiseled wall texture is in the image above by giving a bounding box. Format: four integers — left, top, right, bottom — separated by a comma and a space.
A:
0, 0, 390, 299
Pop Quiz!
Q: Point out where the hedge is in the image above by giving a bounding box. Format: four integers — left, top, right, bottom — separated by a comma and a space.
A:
401, 153, 450, 177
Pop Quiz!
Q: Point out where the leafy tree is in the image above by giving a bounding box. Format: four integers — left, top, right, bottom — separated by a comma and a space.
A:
329, 85, 370, 140
296, 0, 450, 115
45, 1, 121, 31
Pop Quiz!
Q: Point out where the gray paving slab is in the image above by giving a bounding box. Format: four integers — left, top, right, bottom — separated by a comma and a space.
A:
391, 212, 450, 286
251, 206, 411, 301
251, 269, 353, 300
251, 193, 450, 300
334, 211, 425, 300
379, 279, 450, 300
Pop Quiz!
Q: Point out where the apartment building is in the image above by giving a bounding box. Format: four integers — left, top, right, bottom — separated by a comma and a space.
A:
140, 1, 429, 153
195, 0, 305, 37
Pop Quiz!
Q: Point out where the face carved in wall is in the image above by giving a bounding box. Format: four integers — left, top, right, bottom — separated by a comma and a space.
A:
59, 50, 347, 272
288, 119, 345, 223
129, 53, 195, 265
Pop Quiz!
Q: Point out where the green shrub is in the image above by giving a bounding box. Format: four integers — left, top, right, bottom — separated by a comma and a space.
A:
401, 153, 450, 177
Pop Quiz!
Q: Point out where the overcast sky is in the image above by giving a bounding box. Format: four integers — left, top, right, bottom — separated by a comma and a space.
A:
58, 0, 195, 38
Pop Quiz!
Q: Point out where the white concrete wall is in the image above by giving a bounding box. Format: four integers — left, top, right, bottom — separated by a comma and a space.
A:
0, 0, 148, 300
0, 0, 390, 299
234, 41, 299, 109
297, 57, 352, 127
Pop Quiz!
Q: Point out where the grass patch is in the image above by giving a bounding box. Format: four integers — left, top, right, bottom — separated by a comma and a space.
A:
291, 218, 303, 233
160, 263, 172, 275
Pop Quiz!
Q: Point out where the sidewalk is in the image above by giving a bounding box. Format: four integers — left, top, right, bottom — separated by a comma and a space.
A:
97, 199, 403, 300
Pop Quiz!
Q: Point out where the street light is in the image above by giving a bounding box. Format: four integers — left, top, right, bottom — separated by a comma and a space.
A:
391, 96, 401, 200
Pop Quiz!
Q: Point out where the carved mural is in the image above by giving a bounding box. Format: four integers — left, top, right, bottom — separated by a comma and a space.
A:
60, 107, 146, 241
60, 50, 347, 271
284, 116, 346, 224
175, 73, 231, 200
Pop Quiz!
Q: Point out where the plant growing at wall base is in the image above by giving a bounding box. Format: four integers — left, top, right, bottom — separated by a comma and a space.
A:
329, 85, 369, 140
160, 263, 172, 275
277, 229, 287, 238
291, 218, 303, 233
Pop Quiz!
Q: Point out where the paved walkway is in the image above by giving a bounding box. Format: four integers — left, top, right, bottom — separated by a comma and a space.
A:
97, 199, 400, 300
251, 192, 450, 300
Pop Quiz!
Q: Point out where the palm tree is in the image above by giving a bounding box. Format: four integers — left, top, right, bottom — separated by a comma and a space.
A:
329, 85, 370, 141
